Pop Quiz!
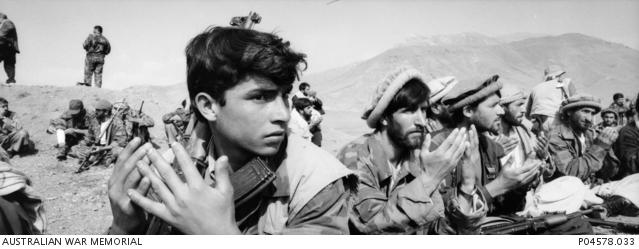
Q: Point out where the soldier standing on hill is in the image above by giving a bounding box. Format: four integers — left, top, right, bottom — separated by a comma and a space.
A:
80, 25, 110, 88
0, 13, 19, 85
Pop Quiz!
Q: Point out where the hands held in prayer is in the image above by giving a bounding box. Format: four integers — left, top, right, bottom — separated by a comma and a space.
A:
418, 127, 468, 181
108, 138, 240, 234
495, 134, 518, 156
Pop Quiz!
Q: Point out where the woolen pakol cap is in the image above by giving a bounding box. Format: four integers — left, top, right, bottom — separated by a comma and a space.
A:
559, 94, 602, 114
442, 75, 503, 111
426, 76, 458, 103
68, 99, 84, 115
544, 64, 566, 79
362, 66, 427, 129
499, 83, 526, 105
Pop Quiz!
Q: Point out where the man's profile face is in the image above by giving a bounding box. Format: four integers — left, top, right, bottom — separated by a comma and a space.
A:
302, 106, 313, 116
386, 101, 428, 149
503, 99, 526, 126
615, 98, 625, 106
569, 107, 595, 132
302, 86, 311, 95
213, 75, 291, 156
602, 113, 617, 127
93, 28, 101, 36
469, 94, 504, 134
0, 103, 7, 116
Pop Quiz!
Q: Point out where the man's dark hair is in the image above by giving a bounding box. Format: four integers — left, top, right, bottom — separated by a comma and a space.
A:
613, 93, 624, 101
94, 25, 103, 34
376, 78, 430, 130
293, 98, 312, 111
299, 82, 310, 91
186, 26, 307, 111
0, 97, 7, 106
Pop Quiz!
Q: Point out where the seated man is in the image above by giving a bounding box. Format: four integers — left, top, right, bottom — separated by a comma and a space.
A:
338, 67, 485, 234
288, 98, 313, 141
162, 99, 191, 145
548, 94, 618, 182
48, 99, 94, 160
0, 160, 46, 234
490, 84, 554, 214
86, 100, 128, 164
107, 26, 354, 235
0, 97, 33, 157
612, 94, 639, 180
113, 101, 155, 144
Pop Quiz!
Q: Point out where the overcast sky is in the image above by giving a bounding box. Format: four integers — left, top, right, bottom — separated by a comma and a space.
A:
2, 0, 638, 89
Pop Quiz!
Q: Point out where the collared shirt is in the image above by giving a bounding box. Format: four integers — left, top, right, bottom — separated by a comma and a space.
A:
526, 79, 576, 118
338, 132, 486, 234
548, 121, 611, 181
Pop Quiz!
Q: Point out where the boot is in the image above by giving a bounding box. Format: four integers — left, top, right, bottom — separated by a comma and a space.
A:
56, 146, 68, 161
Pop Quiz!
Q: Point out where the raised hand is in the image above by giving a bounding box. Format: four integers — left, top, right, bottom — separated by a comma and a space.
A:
418, 127, 468, 181
596, 127, 619, 146
127, 142, 240, 234
460, 125, 480, 193
489, 156, 541, 196
107, 137, 153, 234
495, 134, 518, 155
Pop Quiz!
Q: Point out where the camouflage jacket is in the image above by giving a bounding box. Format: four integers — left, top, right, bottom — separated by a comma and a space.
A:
83, 34, 110, 55
548, 121, 612, 181
338, 132, 487, 234
117, 109, 154, 141
161, 108, 190, 131
87, 115, 128, 148
0, 111, 21, 136
50, 110, 94, 131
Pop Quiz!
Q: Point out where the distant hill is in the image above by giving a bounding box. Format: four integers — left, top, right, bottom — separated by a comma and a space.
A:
304, 33, 639, 113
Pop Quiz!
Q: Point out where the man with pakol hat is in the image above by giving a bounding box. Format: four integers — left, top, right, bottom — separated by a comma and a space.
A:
548, 94, 619, 182
526, 65, 577, 136
425, 76, 458, 133
48, 99, 94, 160
86, 99, 128, 165
337, 66, 487, 234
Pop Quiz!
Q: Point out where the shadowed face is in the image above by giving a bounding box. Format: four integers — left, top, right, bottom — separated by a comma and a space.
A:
569, 107, 596, 132
467, 94, 504, 133
503, 98, 526, 126
386, 101, 428, 149
0, 103, 7, 117
602, 112, 617, 127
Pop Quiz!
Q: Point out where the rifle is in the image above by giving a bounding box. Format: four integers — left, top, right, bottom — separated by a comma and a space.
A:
75, 146, 113, 173
585, 218, 639, 233
131, 101, 150, 143
480, 209, 595, 235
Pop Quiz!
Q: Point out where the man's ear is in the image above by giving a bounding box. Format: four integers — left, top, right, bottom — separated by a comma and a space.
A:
462, 105, 474, 119
430, 103, 441, 115
195, 92, 220, 122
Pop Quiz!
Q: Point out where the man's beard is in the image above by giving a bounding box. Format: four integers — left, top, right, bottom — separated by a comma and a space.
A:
387, 124, 424, 150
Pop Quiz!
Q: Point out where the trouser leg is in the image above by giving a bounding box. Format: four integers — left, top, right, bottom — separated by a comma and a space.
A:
3, 53, 15, 83
3, 130, 30, 154
83, 56, 95, 85
94, 62, 103, 88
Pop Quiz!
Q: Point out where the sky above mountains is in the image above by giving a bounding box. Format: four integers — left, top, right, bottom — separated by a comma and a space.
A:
1, 0, 638, 89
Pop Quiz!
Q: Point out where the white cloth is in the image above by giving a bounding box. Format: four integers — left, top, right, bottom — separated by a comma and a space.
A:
591, 173, 639, 208
99, 119, 110, 145
518, 176, 603, 217
288, 110, 312, 141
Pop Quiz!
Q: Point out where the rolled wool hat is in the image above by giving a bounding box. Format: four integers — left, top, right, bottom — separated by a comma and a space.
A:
499, 83, 526, 105
362, 66, 427, 128
426, 76, 458, 103
442, 74, 503, 111
559, 94, 602, 114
